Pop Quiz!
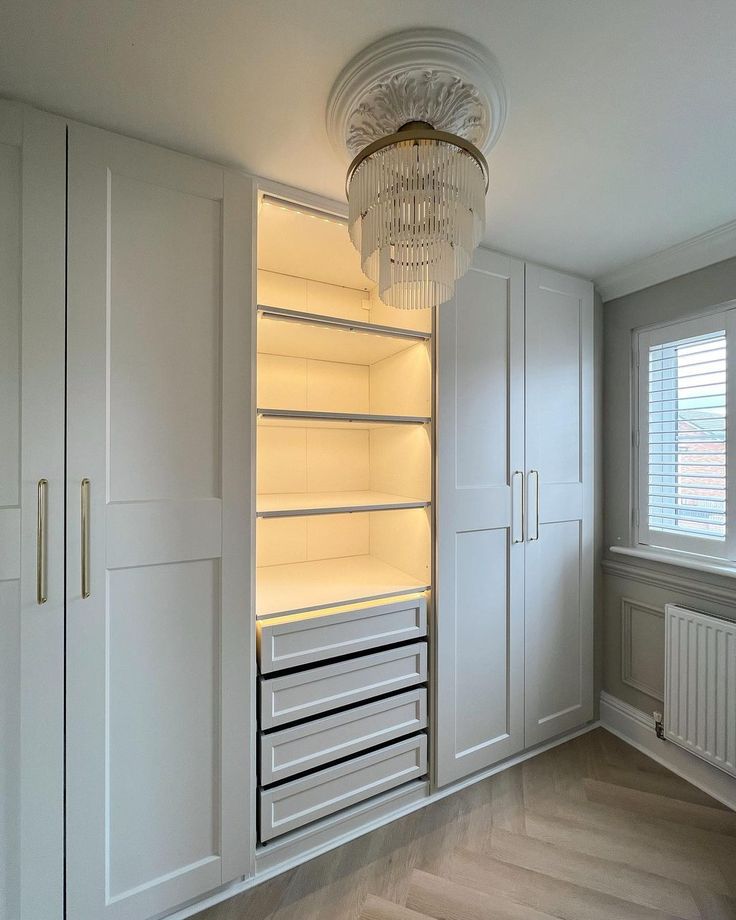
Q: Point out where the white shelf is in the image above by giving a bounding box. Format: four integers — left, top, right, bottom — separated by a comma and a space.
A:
259, 305, 430, 339
256, 555, 430, 619
257, 490, 430, 518
257, 409, 431, 429
257, 306, 429, 365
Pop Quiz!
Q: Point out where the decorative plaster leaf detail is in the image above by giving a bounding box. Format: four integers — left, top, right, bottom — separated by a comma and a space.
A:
346, 69, 488, 155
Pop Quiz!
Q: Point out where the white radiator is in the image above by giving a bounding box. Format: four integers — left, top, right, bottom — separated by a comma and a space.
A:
664, 604, 736, 778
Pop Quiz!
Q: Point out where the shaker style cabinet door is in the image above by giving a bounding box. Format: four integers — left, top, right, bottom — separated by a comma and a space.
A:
0, 102, 27, 920
0, 103, 66, 920
65, 124, 255, 920
524, 265, 594, 746
435, 249, 525, 786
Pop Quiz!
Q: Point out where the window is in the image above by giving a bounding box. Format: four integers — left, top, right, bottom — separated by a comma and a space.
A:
635, 307, 735, 563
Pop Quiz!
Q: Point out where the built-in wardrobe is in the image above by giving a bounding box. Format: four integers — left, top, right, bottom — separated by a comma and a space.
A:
2, 101, 594, 920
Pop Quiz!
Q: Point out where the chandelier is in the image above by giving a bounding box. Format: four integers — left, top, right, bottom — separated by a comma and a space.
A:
327, 30, 506, 310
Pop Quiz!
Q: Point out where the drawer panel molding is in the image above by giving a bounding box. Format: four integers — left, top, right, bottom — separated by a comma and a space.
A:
259, 641, 427, 729
260, 687, 427, 785
257, 595, 427, 673
259, 733, 427, 841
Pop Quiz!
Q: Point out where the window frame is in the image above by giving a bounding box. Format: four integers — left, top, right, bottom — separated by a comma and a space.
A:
633, 304, 736, 564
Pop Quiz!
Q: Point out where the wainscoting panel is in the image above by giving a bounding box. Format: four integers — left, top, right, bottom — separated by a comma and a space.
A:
620, 598, 664, 701
602, 555, 736, 716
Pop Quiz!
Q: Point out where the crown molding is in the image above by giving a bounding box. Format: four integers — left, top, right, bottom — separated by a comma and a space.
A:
596, 218, 736, 302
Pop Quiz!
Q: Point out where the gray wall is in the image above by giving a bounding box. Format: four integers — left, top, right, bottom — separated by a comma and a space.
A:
602, 256, 736, 715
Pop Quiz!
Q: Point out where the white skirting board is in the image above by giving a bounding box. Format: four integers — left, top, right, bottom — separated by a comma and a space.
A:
599, 691, 736, 811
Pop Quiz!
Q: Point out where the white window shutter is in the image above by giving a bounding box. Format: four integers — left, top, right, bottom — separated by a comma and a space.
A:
637, 309, 734, 561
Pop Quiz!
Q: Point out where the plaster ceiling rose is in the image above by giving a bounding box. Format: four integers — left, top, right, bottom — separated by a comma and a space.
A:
326, 29, 507, 310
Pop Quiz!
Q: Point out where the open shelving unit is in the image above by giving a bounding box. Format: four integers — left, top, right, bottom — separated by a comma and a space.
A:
258, 305, 430, 363
257, 408, 431, 427
255, 198, 433, 621
257, 490, 430, 518
256, 555, 431, 619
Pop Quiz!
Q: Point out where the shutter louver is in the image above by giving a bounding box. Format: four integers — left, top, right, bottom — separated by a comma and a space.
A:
647, 330, 727, 542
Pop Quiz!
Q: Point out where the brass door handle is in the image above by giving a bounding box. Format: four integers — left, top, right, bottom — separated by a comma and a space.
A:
37, 479, 48, 604
81, 478, 90, 598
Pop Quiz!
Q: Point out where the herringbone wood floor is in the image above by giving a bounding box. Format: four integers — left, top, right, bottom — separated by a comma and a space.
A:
198, 728, 736, 920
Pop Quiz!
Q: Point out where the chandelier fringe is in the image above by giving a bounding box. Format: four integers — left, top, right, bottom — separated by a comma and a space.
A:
348, 137, 486, 310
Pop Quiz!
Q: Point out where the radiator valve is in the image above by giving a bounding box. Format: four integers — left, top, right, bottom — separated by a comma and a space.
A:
653, 711, 664, 739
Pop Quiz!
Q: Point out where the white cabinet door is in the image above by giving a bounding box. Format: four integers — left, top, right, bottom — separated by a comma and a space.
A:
65, 124, 255, 920
0, 103, 66, 920
435, 248, 525, 787
0, 101, 25, 920
524, 265, 594, 746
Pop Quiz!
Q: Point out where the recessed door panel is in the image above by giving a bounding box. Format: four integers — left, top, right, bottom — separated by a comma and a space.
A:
455, 270, 511, 491
108, 175, 221, 503
526, 287, 582, 485
454, 528, 511, 754
525, 520, 586, 743
108, 560, 219, 898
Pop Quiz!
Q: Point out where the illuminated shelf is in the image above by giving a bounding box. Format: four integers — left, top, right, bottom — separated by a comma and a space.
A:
257, 490, 430, 518
258, 305, 431, 338
258, 305, 430, 364
256, 555, 430, 619
258, 409, 431, 429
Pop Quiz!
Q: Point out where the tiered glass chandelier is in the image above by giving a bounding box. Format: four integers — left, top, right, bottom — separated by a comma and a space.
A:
327, 30, 505, 311
346, 121, 488, 310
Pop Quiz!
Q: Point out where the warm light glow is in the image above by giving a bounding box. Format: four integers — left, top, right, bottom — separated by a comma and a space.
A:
262, 195, 346, 227
256, 591, 429, 623
348, 136, 486, 310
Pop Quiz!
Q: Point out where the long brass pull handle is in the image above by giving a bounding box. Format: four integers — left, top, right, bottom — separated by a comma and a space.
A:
512, 471, 524, 544
81, 478, 90, 598
37, 479, 48, 604
529, 470, 540, 542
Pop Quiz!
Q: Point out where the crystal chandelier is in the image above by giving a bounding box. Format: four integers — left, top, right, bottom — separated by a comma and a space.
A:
327, 30, 506, 310
347, 122, 488, 310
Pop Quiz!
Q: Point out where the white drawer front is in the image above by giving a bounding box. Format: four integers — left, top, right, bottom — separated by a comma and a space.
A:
259, 733, 427, 842
257, 596, 427, 673
259, 642, 427, 729
260, 688, 427, 785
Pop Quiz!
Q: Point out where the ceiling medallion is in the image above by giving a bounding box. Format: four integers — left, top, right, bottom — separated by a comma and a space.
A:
327, 29, 507, 310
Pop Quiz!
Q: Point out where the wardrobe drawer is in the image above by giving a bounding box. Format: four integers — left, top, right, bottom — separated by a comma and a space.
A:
260, 687, 427, 785
259, 641, 427, 730
257, 595, 427, 674
259, 733, 427, 842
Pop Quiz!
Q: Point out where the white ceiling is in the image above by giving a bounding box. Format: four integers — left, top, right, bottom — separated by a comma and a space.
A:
2, 0, 736, 281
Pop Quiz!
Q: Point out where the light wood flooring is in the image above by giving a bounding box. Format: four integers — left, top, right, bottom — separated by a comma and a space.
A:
199, 728, 736, 920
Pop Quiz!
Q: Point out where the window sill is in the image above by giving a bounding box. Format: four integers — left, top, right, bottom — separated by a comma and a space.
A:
609, 545, 736, 580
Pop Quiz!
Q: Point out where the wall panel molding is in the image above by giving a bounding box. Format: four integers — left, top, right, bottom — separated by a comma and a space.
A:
602, 557, 736, 609
620, 597, 664, 701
